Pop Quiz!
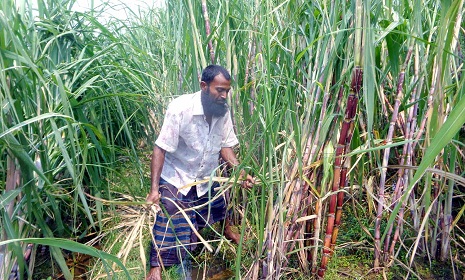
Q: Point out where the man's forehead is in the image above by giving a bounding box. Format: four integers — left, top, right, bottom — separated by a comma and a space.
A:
214, 85, 231, 89
212, 73, 230, 84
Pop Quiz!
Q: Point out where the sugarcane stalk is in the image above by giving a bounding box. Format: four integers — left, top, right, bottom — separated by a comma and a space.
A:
309, 186, 320, 273
440, 1, 463, 260
317, 0, 363, 275
243, 0, 259, 114
441, 164, 454, 261
300, 59, 337, 274
308, 84, 344, 272
201, 0, 215, 64
318, 64, 362, 277
305, 167, 322, 265
387, 146, 418, 259
374, 47, 412, 266
383, 46, 421, 261
282, 71, 333, 271
431, 171, 443, 259
330, 79, 360, 254
186, 0, 207, 69
330, 157, 348, 252
309, 143, 332, 273
9, 244, 34, 279
268, 104, 320, 274
299, 77, 330, 267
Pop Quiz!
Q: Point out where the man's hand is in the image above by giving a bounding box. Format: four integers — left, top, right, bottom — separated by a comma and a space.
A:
240, 170, 255, 189
146, 190, 161, 206
220, 147, 255, 189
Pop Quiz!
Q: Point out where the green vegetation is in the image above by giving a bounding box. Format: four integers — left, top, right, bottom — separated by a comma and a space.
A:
1, 0, 464, 279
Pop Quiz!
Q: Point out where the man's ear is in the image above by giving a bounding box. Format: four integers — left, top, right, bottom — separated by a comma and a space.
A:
200, 81, 207, 91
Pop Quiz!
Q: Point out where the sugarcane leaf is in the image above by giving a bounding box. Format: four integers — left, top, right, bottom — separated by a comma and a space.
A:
0, 238, 131, 279
1, 212, 27, 277
0, 188, 22, 209
0, 113, 72, 139
76, 183, 96, 228
362, 0, 379, 141
2, 134, 51, 186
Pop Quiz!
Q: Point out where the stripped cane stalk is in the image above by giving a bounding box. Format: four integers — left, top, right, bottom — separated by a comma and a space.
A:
309, 144, 333, 273
374, 46, 413, 267
201, 0, 215, 64
383, 46, 419, 261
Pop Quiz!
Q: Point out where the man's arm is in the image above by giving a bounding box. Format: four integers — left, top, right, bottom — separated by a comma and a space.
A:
147, 145, 166, 205
220, 147, 254, 189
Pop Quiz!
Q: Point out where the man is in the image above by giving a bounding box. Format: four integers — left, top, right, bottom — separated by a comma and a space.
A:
146, 65, 254, 280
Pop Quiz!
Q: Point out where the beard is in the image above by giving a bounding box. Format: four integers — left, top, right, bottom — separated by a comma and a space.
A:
201, 89, 229, 117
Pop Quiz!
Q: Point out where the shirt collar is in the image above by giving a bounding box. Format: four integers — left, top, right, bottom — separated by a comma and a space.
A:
192, 91, 204, 116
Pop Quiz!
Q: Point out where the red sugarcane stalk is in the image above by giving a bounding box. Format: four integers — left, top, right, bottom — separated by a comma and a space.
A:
318, 66, 362, 277
201, 0, 215, 64
330, 76, 361, 253
330, 158, 349, 252
318, 0, 363, 276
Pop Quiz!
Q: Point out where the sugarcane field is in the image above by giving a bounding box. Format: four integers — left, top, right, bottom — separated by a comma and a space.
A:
1, 0, 465, 279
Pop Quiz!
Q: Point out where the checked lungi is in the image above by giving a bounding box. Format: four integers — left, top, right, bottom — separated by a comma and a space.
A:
149, 178, 228, 267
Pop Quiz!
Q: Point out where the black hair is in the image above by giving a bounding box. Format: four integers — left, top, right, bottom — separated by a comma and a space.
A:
201, 65, 231, 84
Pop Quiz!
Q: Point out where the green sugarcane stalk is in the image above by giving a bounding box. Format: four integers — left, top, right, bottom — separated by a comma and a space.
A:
441, 147, 456, 261
440, 0, 463, 261
243, 0, 259, 114
201, 0, 215, 64
186, 0, 207, 70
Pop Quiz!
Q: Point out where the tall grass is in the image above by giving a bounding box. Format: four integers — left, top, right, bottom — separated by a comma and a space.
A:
1, 0, 464, 279
1, 0, 158, 278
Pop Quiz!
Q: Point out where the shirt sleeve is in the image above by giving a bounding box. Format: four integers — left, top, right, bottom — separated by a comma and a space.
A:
221, 111, 239, 148
155, 102, 182, 153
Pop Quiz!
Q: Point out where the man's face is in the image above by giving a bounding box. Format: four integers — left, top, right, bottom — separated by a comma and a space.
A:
201, 74, 231, 117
